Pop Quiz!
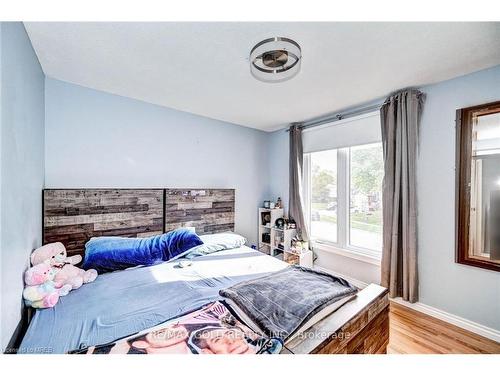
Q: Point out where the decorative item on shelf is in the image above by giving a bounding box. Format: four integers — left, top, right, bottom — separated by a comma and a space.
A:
274, 232, 283, 247
270, 202, 276, 209
263, 200, 270, 209
276, 197, 282, 209
262, 233, 271, 244
291, 235, 305, 251
284, 248, 313, 267
275, 218, 285, 230
261, 211, 271, 226
284, 251, 300, 265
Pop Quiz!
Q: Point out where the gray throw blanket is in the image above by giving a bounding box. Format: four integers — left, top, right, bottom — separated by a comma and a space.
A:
219, 266, 358, 340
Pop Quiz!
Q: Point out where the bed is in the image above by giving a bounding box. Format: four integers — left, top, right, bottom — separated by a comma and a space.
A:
18, 189, 389, 354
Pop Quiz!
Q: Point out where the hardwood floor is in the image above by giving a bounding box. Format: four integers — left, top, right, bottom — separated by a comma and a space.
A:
388, 302, 500, 354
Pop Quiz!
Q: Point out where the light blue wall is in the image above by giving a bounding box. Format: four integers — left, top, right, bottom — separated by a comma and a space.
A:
418, 65, 500, 330
0, 22, 45, 350
268, 129, 289, 215
44, 78, 270, 247
267, 65, 500, 331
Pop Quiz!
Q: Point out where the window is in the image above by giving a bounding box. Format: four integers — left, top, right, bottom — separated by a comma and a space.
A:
310, 150, 338, 243
348, 143, 383, 251
303, 112, 383, 258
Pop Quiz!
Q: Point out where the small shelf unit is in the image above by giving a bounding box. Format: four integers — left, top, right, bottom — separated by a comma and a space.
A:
258, 207, 309, 259
258, 208, 286, 256
258, 207, 314, 267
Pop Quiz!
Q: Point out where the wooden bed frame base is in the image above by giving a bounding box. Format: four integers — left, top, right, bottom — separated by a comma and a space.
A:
283, 284, 389, 354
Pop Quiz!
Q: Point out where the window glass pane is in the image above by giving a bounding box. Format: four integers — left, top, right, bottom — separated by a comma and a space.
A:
310, 149, 338, 243
349, 143, 383, 251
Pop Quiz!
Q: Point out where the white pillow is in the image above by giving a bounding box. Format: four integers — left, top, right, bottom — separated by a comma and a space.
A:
184, 232, 246, 259
200, 232, 246, 247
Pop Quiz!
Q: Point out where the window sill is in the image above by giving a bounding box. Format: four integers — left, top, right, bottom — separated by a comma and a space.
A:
312, 241, 382, 266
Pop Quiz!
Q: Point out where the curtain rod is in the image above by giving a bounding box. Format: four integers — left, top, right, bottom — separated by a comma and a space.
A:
286, 102, 382, 132
287, 88, 424, 132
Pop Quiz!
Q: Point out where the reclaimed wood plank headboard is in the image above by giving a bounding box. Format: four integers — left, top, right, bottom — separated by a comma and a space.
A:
43, 188, 235, 259
165, 189, 235, 234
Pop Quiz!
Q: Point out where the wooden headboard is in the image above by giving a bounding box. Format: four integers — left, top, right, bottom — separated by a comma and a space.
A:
165, 189, 235, 234
43, 188, 235, 258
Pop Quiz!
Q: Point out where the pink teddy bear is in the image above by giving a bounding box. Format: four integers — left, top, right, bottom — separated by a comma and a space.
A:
31, 242, 98, 290
23, 263, 72, 308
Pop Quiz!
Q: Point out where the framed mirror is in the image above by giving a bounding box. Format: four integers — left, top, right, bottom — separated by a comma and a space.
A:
456, 100, 500, 272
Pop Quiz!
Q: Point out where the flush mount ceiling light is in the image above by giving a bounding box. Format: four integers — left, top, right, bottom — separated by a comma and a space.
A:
250, 37, 301, 83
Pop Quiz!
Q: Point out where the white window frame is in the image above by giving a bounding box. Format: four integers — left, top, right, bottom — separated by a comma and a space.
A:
303, 132, 382, 262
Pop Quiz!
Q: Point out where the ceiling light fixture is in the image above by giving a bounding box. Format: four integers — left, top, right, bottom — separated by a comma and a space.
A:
250, 37, 301, 83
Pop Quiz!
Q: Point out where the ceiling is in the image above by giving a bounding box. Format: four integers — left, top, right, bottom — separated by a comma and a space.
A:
25, 22, 500, 132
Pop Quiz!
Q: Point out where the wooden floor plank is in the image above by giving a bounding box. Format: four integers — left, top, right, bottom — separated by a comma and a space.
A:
388, 301, 500, 354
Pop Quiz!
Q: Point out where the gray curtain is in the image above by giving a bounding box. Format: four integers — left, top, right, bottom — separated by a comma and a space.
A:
380, 89, 424, 303
289, 123, 309, 241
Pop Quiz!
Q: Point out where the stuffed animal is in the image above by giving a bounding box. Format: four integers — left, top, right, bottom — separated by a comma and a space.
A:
31, 242, 98, 290
23, 263, 72, 308
31, 242, 82, 267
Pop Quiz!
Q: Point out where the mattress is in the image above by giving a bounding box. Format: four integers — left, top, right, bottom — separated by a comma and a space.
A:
19, 246, 287, 354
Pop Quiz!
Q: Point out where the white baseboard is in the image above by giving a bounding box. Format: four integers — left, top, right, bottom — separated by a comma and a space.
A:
314, 265, 500, 343
391, 297, 500, 344
313, 265, 369, 289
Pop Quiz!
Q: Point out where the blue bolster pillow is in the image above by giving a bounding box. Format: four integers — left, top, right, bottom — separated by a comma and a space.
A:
82, 228, 203, 274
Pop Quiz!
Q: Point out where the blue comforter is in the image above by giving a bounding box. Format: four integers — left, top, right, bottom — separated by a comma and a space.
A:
82, 229, 203, 273
19, 246, 288, 353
